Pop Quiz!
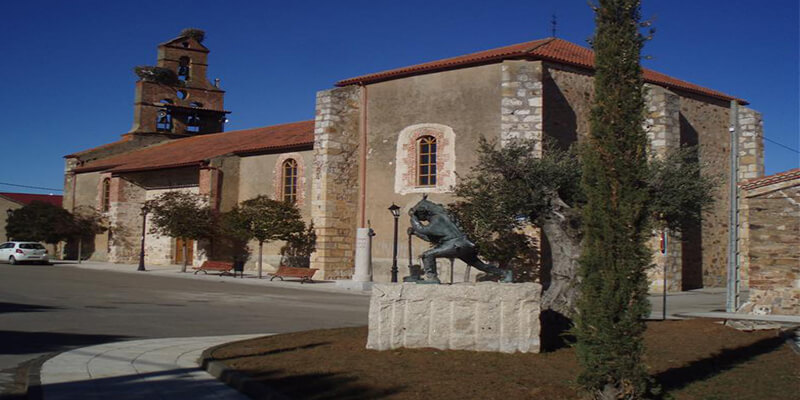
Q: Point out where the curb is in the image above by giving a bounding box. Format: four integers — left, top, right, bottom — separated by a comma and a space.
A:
200, 343, 290, 400
23, 353, 55, 400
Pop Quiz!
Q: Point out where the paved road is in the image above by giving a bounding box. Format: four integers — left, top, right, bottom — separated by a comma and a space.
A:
0, 263, 370, 397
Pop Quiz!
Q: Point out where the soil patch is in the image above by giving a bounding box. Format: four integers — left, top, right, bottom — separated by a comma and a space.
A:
209, 319, 798, 400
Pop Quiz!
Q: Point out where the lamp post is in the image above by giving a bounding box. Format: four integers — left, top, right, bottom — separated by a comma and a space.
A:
138, 204, 149, 272
388, 203, 401, 283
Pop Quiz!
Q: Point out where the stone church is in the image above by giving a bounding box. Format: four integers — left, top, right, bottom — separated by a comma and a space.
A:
63, 30, 764, 292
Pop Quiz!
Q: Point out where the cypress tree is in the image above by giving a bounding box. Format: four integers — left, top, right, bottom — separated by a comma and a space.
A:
575, 0, 653, 398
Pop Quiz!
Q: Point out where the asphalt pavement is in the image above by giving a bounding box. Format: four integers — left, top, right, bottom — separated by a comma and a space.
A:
0, 261, 371, 399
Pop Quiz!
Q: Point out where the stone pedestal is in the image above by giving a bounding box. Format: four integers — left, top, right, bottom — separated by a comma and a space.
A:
367, 283, 541, 353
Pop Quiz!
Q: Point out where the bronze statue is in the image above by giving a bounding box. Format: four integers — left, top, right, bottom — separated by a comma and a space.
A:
406, 195, 513, 284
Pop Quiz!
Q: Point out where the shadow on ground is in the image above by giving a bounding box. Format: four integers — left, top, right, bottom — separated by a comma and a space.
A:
31, 367, 223, 400
654, 335, 788, 393
0, 302, 59, 314
212, 342, 331, 362
227, 369, 403, 400
0, 331, 131, 355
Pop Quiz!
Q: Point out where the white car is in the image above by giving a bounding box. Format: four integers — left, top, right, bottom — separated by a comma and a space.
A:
0, 242, 50, 264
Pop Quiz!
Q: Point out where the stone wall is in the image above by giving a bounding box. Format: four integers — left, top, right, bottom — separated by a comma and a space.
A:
500, 60, 543, 154
107, 176, 146, 263
367, 283, 542, 353
740, 173, 799, 315
311, 86, 362, 279
737, 107, 765, 181
644, 85, 683, 292
542, 63, 594, 147
362, 64, 502, 282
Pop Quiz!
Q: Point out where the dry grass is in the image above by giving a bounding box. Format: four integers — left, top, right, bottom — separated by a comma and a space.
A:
210, 319, 798, 400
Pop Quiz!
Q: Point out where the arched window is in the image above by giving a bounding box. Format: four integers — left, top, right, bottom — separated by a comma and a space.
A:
282, 159, 298, 203
101, 178, 111, 212
394, 123, 455, 195
417, 136, 437, 186
178, 56, 190, 81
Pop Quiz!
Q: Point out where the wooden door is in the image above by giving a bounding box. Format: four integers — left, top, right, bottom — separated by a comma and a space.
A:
175, 238, 194, 264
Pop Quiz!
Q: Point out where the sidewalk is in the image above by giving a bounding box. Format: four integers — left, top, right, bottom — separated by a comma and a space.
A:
54, 261, 734, 319
34, 335, 263, 400
51, 260, 373, 296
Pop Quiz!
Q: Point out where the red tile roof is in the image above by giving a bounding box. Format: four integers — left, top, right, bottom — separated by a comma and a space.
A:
741, 168, 800, 191
74, 120, 314, 174
66, 135, 135, 158
336, 37, 746, 104
0, 193, 63, 207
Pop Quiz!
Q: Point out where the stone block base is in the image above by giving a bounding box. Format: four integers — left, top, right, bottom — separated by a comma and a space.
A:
367, 283, 541, 353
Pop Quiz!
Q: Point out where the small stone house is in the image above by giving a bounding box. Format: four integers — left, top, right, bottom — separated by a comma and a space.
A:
64, 32, 765, 291
738, 169, 800, 315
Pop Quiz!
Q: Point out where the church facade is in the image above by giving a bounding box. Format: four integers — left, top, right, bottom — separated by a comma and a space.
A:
63, 31, 764, 291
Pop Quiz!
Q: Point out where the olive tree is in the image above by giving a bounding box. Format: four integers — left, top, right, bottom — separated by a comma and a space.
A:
453, 139, 714, 321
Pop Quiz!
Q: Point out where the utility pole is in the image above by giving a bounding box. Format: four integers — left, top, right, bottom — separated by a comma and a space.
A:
726, 100, 740, 312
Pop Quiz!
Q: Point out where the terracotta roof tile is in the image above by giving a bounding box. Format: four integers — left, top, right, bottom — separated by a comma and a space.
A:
0, 193, 63, 207
336, 38, 746, 104
74, 120, 314, 174
740, 168, 800, 191
66, 135, 135, 158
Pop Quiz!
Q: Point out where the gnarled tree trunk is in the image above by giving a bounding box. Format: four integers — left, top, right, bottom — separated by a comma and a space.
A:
539, 195, 582, 319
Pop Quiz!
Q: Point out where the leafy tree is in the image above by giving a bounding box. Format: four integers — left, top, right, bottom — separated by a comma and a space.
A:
70, 205, 108, 261
454, 139, 584, 314
6, 201, 75, 244
146, 191, 218, 272
453, 140, 714, 332
575, 0, 655, 397
280, 222, 316, 268
223, 196, 305, 278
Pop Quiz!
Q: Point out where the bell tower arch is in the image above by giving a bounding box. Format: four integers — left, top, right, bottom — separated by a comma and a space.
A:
129, 28, 229, 137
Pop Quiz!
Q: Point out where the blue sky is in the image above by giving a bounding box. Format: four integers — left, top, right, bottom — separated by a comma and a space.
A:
0, 0, 797, 195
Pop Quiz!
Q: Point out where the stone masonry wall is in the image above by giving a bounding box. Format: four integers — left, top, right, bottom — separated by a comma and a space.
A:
741, 179, 800, 315
645, 85, 683, 292
736, 107, 765, 290
501, 60, 543, 155
311, 86, 362, 279
107, 176, 146, 263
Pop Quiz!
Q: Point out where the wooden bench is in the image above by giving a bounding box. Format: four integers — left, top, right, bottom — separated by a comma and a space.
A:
269, 266, 318, 283
193, 260, 236, 276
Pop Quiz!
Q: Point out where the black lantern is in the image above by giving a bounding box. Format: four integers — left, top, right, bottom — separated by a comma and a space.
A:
388, 204, 401, 282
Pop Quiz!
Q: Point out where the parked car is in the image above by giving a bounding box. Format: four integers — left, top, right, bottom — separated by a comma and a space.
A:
0, 242, 49, 264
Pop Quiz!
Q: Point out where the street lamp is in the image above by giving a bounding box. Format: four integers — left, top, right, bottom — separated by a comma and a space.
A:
138, 204, 149, 271
388, 203, 401, 283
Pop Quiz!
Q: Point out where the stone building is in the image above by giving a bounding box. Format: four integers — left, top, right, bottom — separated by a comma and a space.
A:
738, 169, 799, 315
64, 33, 764, 291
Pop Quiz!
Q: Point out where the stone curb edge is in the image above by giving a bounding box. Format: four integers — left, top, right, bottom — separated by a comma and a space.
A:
24, 352, 56, 400
200, 343, 291, 400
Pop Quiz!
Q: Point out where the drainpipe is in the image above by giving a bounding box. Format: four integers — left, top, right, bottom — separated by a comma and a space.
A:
726, 100, 740, 312
358, 83, 368, 228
